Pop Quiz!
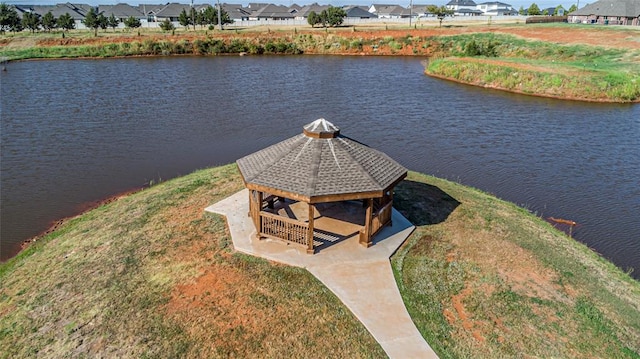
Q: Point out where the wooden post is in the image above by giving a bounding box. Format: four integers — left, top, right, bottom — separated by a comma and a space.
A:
388, 191, 394, 227
360, 198, 373, 247
255, 191, 263, 237
307, 203, 315, 254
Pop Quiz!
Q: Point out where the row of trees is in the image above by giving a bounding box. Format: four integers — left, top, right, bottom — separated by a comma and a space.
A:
518, 3, 578, 16
307, 7, 347, 27
1, 4, 75, 33
0, 4, 230, 35
0, 4, 143, 35
177, 6, 232, 30
83, 8, 142, 36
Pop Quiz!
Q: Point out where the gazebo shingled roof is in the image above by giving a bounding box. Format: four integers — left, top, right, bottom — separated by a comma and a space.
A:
237, 119, 407, 203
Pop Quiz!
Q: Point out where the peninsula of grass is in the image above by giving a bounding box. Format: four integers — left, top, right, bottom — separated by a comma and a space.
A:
2, 24, 639, 102
423, 32, 640, 102
1, 165, 638, 358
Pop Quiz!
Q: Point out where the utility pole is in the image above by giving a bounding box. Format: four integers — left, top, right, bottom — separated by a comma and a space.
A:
190, 0, 195, 30
217, 0, 222, 30
409, 0, 413, 27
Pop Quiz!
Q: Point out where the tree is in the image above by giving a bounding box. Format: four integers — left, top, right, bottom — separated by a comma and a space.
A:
518, 5, 525, 15
194, 10, 206, 28
307, 11, 319, 27
0, 4, 21, 33
527, 3, 541, 15
217, 8, 232, 26
58, 12, 75, 31
97, 14, 108, 31
178, 9, 191, 30
83, 7, 100, 36
325, 6, 346, 27
41, 11, 57, 32
568, 4, 577, 13
318, 10, 328, 27
22, 11, 40, 33
554, 5, 565, 15
123, 16, 141, 29
107, 14, 119, 31
159, 18, 174, 31
426, 5, 454, 28
191, 7, 198, 30
203, 5, 216, 25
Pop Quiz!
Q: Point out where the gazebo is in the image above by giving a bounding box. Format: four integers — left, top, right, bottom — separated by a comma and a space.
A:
236, 118, 407, 254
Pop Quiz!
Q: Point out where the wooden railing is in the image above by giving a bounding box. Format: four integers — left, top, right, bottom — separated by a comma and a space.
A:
260, 211, 309, 246
371, 202, 393, 237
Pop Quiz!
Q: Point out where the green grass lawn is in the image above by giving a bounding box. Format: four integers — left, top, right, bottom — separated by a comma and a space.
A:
1, 165, 638, 358
0, 164, 384, 358
423, 32, 640, 102
392, 171, 640, 358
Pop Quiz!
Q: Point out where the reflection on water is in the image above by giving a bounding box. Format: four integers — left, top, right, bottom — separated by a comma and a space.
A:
1, 56, 638, 278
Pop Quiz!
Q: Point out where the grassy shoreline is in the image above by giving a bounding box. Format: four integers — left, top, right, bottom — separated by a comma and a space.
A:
1, 165, 638, 357
2, 24, 639, 102
422, 32, 640, 103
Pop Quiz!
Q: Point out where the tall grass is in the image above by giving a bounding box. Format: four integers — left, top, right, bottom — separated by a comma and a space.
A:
0, 37, 302, 61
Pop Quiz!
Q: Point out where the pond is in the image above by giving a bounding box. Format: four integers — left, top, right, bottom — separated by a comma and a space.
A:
1, 56, 638, 278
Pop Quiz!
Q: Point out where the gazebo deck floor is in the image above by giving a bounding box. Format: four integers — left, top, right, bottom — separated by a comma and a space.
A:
264, 200, 366, 250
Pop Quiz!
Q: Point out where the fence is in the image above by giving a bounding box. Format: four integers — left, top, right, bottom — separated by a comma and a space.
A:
260, 211, 309, 246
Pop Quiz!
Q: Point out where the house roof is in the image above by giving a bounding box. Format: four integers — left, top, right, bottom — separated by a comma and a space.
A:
99, 3, 144, 18
477, 1, 512, 5
17, 3, 91, 19
297, 4, 330, 17
138, 4, 166, 15
456, 8, 484, 14
237, 119, 407, 203
251, 4, 294, 18
154, 3, 193, 18
370, 4, 410, 16
571, 0, 640, 17
447, 0, 478, 6
343, 5, 375, 18
220, 4, 251, 20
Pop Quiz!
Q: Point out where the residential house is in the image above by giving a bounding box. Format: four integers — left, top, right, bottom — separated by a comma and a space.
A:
368, 4, 411, 18
343, 5, 376, 19
99, 3, 146, 25
15, 3, 92, 29
150, 3, 189, 22
410, 4, 435, 17
138, 4, 165, 23
220, 3, 251, 22
476, 2, 517, 16
152, 3, 213, 23
294, 3, 330, 20
446, 0, 483, 16
249, 4, 295, 20
541, 7, 559, 15
289, 3, 303, 14
569, 0, 639, 25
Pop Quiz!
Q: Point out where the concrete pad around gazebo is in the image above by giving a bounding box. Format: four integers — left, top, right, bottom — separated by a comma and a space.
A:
236, 118, 407, 254
205, 190, 438, 358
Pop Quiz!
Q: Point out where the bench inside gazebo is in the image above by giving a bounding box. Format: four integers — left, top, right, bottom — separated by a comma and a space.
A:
237, 118, 407, 254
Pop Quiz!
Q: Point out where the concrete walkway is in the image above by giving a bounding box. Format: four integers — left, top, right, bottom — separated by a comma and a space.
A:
205, 190, 438, 359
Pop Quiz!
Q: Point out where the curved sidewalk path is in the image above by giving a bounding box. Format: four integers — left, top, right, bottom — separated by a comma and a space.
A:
205, 189, 438, 359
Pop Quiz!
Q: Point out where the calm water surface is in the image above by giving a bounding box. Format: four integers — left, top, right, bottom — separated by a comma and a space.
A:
1, 56, 638, 278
